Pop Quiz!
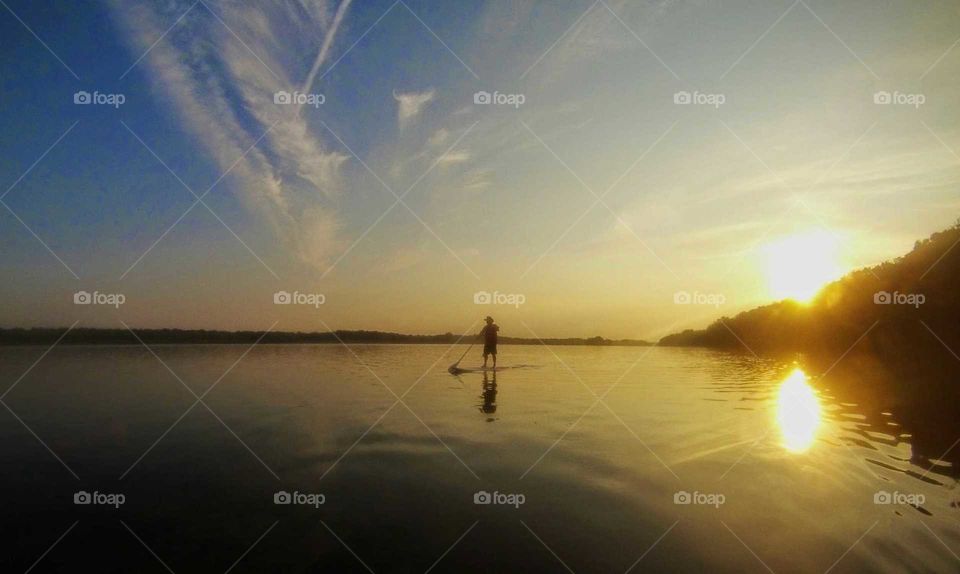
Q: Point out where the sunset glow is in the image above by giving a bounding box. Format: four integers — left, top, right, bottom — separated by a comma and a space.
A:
775, 368, 822, 453
764, 231, 843, 303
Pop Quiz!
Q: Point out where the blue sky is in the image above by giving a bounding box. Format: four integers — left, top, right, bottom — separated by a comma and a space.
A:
1, 0, 959, 338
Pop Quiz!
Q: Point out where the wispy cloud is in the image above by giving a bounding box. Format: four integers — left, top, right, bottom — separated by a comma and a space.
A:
437, 150, 471, 165
427, 128, 449, 147
393, 89, 435, 129
111, 0, 354, 268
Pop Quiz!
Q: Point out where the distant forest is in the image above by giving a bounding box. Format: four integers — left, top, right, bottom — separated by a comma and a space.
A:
0, 328, 652, 347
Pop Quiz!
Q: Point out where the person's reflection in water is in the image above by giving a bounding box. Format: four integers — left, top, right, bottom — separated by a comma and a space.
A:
480, 371, 497, 421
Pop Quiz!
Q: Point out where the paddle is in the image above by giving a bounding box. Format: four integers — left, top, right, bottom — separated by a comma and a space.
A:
448, 341, 476, 374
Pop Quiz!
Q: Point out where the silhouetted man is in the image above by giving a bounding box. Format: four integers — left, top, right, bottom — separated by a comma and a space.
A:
479, 316, 499, 368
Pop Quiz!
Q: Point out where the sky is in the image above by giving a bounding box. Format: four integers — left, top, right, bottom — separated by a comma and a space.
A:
0, 0, 958, 340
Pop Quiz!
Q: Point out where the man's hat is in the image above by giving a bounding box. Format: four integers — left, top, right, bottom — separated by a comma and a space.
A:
485, 316, 494, 322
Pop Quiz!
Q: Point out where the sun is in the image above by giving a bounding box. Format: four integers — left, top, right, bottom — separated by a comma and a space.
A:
763, 230, 842, 303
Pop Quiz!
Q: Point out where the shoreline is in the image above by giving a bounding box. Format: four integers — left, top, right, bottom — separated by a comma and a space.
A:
0, 328, 654, 347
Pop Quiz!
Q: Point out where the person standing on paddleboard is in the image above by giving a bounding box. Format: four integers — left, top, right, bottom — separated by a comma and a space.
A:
479, 316, 499, 368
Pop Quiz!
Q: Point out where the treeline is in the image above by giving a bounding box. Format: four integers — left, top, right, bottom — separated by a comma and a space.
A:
0, 328, 652, 347
658, 220, 960, 472
659, 220, 960, 378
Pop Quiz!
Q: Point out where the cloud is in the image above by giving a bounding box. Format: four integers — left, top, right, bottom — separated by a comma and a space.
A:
300, 0, 353, 95
437, 150, 471, 165
393, 89, 435, 128
462, 169, 493, 191
110, 0, 354, 268
427, 128, 449, 147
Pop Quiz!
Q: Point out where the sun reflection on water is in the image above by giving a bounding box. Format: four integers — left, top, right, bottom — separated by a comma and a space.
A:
775, 368, 822, 453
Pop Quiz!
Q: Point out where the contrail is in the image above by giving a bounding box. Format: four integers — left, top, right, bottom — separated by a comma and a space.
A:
300, 0, 353, 96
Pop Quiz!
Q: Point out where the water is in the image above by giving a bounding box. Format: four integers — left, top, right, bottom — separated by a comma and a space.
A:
1, 344, 957, 573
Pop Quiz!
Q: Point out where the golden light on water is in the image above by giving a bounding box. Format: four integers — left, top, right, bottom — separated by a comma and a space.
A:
764, 230, 842, 303
775, 368, 822, 453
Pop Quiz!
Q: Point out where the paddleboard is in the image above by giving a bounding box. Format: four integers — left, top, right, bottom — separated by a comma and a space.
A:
448, 364, 537, 374
452, 366, 509, 373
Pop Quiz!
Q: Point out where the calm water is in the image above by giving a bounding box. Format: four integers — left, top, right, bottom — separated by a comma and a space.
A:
1, 344, 957, 573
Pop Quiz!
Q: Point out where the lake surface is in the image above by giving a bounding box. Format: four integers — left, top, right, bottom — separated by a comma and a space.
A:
1, 344, 957, 573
